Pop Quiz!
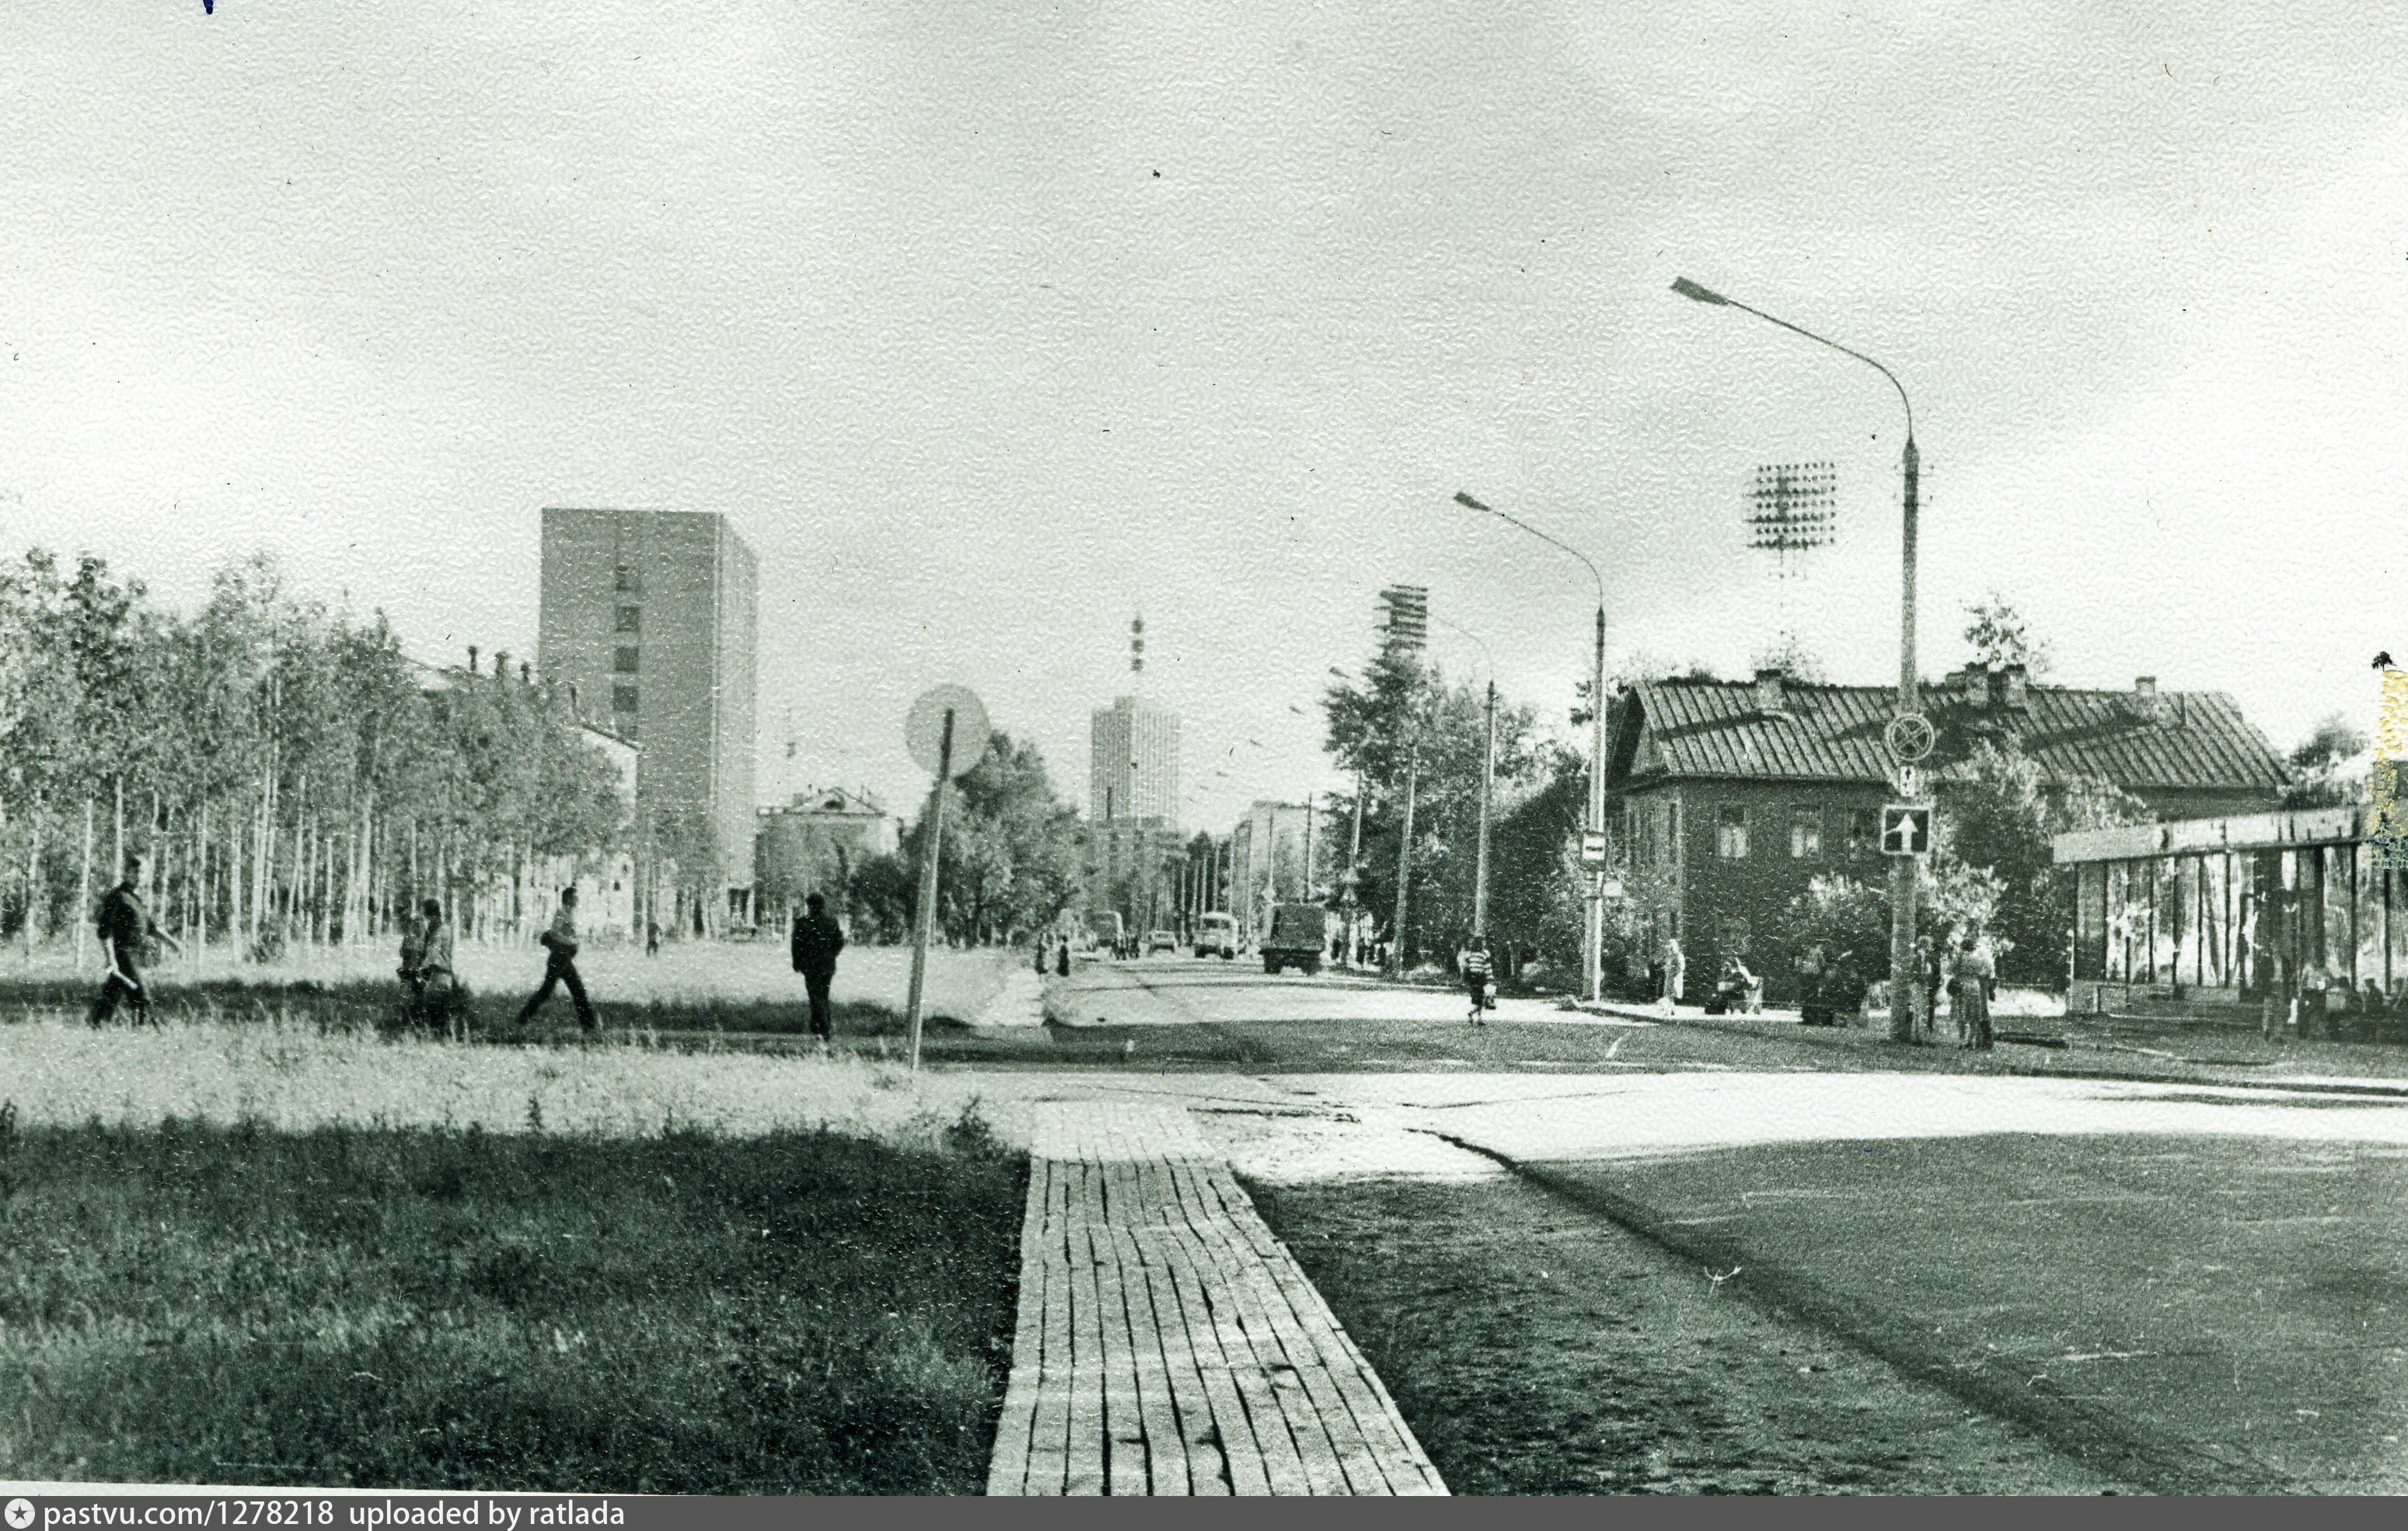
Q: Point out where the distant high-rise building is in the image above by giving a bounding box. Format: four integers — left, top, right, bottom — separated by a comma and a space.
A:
1090, 696, 1181, 825
1089, 615, 1181, 825
538, 508, 759, 911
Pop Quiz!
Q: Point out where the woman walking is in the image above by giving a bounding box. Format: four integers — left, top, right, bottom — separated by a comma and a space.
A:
1659, 936, 1687, 1016
1948, 931, 1996, 1051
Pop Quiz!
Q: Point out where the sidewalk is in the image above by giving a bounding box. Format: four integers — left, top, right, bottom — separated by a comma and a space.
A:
988, 1100, 1446, 1496
1568, 994, 2408, 1098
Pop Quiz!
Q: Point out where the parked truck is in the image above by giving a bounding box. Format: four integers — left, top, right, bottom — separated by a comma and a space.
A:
1260, 902, 1328, 976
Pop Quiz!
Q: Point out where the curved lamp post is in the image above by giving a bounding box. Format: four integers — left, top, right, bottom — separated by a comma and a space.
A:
1451, 491, 1607, 1004
1671, 276, 1922, 1043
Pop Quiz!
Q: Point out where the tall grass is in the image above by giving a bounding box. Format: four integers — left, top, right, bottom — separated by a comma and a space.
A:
0, 1114, 1024, 1491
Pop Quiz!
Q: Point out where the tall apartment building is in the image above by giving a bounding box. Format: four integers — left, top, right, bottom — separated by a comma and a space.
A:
537, 508, 759, 915
1089, 695, 1181, 825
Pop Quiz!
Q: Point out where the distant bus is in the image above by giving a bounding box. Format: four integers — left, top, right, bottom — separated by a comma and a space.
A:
1082, 910, 1124, 953
1195, 912, 1237, 960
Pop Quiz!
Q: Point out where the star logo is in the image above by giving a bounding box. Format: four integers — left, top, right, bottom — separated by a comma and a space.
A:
6, 1497, 37, 1530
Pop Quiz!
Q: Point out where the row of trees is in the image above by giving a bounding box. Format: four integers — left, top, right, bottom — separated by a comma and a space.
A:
817, 733, 1085, 947
0, 549, 638, 964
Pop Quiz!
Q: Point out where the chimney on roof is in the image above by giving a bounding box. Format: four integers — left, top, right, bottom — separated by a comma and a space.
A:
494, 650, 509, 678
1957, 664, 1988, 709
466, 644, 479, 674
2135, 675, 2157, 697
1753, 667, 1789, 717
2000, 664, 2029, 710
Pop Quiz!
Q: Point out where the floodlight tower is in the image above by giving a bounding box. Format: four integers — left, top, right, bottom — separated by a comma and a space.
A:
1747, 460, 1837, 656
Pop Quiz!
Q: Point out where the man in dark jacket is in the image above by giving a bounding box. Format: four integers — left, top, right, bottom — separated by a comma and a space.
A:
89, 857, 180, 1027
791, 893, 846, 1041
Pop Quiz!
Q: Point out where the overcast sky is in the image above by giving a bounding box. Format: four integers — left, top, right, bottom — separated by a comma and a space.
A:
6, 2, 2406, 828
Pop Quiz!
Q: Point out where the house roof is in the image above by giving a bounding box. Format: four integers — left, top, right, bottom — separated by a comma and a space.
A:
1611, 675, 2289, 793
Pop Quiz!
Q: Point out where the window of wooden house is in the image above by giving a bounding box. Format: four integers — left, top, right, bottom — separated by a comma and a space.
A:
612, 646, 640, 675
1789, 805, 1822, 860
1715, 804, 1748, 860
1847, 808, 1878, 856
611, 684, 639, 714
614, 605, 642, 633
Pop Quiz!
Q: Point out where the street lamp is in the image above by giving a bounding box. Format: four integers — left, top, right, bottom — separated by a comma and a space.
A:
1672, 275, 1923, 1044
1433, 614, 1498, 943
1451, 490, 1607, 1004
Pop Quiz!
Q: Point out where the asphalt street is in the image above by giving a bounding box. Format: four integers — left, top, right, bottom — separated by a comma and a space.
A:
1027, 954, 2408, 1492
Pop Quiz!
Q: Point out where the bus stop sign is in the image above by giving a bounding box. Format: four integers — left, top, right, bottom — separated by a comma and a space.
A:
1579, 831, 1611, 867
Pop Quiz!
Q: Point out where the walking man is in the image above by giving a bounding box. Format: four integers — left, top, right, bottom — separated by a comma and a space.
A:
516, 885, 598, 1031
790, 892, 846, 1042
89, 856, 180, 1027
1459, 934, 1495, 1027
1659, 935, 1687, 1016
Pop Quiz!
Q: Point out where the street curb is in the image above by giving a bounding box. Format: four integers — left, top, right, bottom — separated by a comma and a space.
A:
1412, 1127, 2293, 1496
1569, 999, 2408, 1100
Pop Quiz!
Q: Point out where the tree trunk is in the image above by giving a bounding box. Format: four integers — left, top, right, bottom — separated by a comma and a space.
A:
78, 797, 93, 971
25, 801, 44, 964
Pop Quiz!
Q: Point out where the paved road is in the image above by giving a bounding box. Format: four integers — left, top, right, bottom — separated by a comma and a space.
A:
1029, 956, 2408, 1491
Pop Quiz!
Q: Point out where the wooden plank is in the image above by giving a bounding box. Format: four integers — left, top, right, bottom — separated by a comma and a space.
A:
1145, 1218, 1285, 1497
1025, 1156, 1076, 1494
1163, 1156, 1387, 1494
1089, 1170, 1151, 1496
993, 1103, 1442, 1496
1063, 1162, 1110, 1496
1119, 1159, 1231, 1494
1101, 1165, 1192, 1496
985, 1155, 1051, 1494
1188, 1160, 1447, 1494
1151, 1155, 1351, 1497
1170, 1216, 1314, 1495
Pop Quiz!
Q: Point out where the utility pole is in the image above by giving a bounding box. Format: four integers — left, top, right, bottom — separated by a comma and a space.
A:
1475, 676, 1495, 939
1303, 793, 1316, 900
1389, 757, 1417, 975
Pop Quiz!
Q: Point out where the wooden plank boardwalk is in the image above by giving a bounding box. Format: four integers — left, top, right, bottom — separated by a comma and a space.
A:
987, 1100, 1447, 1496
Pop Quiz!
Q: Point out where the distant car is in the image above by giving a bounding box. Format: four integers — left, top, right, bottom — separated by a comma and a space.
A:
1195, 912, 1238, 960
1146, 929, 1179, 954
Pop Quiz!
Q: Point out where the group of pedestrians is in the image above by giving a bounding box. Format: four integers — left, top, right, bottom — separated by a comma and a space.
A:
1638, 928, 1997, 1047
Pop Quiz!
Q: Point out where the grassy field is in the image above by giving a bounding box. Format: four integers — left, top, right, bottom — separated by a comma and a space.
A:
0, 1113, 1023, 1491
0, 940, 1010, 1041
0, 947, 1032, 1493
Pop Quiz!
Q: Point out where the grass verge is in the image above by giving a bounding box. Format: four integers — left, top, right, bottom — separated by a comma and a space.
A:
0, 1109, 1024, 1492
1249, 1174, 2116, 1495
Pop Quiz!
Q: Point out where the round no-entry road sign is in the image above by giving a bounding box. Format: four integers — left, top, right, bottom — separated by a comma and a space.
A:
1884, 711, 1937, 763
906, 685, 991, 779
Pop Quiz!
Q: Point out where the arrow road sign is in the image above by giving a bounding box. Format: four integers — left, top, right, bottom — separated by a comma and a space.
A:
1881, 804, 1932, 856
